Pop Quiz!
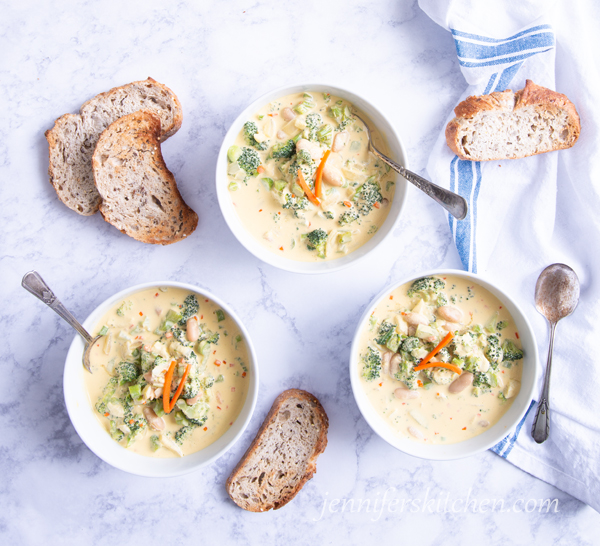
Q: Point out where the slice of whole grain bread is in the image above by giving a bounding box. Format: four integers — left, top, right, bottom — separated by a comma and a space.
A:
445, 80, 580, 161
226, 389, 329, 512
92, 110, 197, 245
45, 78, 182, 215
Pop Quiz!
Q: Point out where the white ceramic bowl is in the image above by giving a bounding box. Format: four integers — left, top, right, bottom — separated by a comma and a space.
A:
349, 269, 538, 460
63, 281, 259, 477
216, 83, 409, 274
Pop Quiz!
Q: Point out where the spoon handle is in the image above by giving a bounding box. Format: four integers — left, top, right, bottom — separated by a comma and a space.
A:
531, 321, 556, 443
369, 148, 468, 220
22, 271, 93, 344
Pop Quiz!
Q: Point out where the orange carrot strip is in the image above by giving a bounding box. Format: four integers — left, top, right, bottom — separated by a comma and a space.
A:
413, 361, 462, 375
413, 332, 455, 371
313, 150, 331, 200
163, 360, 177, 413
296, 169, 320, 206
168, 364, 191, 412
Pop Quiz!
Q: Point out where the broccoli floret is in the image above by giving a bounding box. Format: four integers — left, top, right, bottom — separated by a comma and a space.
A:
238, 147, 261, 179
407, 277, 446, 300
271, 139, 296, 159
436, 292, 448, 307
95, 376, 118, 415
362, 346, 382, 381
472, 372, 492, 395
116, 361, 139, 385
375, 321, 395, 346
353, 178, 382, 216
502, 340, 524, 364
181, 374, 202, 400
485, 334, 503, 365
178, 294, 199, 326
339, 207, 360, 226
175, 424, 198, 445
437, 347, 451, 363
243, 121, 268, 151
401, 336, 420, 354
305, 113, 323, 141
126, 415, 147, 447
392, 353, 418, 389
288, 155, 316, 182
304, 228, 328, 258
283, 192, 309, 218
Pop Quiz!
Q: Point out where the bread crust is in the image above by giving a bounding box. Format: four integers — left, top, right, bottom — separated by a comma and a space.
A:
445, 80, 580, 161
45, 78, 182, 215
92, 110, 197, 245
226, 389, 329, 512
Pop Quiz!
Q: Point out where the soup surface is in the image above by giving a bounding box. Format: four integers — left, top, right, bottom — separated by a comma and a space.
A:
85, 287, 249, 458
357, 275, 524, 444
226, 91, 397, 261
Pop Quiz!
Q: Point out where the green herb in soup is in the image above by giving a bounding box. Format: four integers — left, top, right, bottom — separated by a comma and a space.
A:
357, 276, 524, 444
226, 91, 396, 262
86, 288, 249, 458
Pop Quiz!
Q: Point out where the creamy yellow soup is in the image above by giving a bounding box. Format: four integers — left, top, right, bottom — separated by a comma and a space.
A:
226, 91, 396, 261
357, 276, 524, 444
85, 287, 249, 458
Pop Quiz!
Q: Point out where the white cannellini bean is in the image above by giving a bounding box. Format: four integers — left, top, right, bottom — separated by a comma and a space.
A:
437, 305, 464, 323
404, 312, 429, 327
448, 372, 474, 394
442, 321, 461, 332
381, 350, 393, 376
186, 392, 202, 406
389, 354, 401, 377
479, 420, 490, 428
281, 107, 296, 121
186, 317, 200, 342
276, 130, 287, 140
322, 164, 343, 186
331, 131, 349, 152
407, 426, 424, 440
143, 407, 165, 431
296, 139, 323, 162
394, 387, 420, 400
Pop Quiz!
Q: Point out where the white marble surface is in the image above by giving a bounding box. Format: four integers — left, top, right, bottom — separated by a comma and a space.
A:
2, 0, 599, 544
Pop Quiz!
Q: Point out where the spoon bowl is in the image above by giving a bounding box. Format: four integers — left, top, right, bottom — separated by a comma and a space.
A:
531, 263, 580, 443
353, 113, 468, 220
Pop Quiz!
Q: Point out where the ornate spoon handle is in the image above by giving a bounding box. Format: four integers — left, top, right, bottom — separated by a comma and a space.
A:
531, 321, 556, 443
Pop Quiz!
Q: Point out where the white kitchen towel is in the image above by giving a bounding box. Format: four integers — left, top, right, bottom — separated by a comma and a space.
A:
419, 0, 600, 512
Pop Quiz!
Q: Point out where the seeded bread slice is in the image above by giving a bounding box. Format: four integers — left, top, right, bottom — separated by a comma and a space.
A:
45, 78, 182, 215
445, 80, 580, 161
92, 110, 197, 245
226, 389, 329, 512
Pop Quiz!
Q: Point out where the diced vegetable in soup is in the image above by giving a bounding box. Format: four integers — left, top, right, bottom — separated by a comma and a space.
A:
85, 287, 249, 458
357, 276, 524, 444
227, 91, 396, 261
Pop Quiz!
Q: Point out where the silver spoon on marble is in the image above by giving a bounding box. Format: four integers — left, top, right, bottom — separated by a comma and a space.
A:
531, 263, 580, 443
22, 271, 99, 373
353, 113, 468, 220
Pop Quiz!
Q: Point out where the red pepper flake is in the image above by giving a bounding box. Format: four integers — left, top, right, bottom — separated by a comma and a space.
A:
515, 332, 520, 339
129, 419, 135, 425
277, 211, 281, 215
200, 315, 203, 319
217, 406, 221, 410
374, 201, 381, 209
242, 372, 246, 377
389, 295, 393, 300
155, 292, 159, 297
462, 427, 467, 431
499, 306, 503, 309
215, 360, 222, 366
205, 299, 209, 302
104, 412, 109, 417
203, 427, 208, 431
379, 382, 383, 387
259, 209, 263, 212
279, 246, 284, 251
229, 422, 233, 426
417, 380, 423, 388
231, 387, 236, 392
213, 350, 217, 355
343, 200, 352, 208
139, 312, 143, 316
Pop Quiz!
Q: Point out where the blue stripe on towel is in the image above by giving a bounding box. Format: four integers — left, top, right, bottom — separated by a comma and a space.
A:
450, 24, 552, 43
455, 32, 554, 61
458, 48, 553, 68
491, 400, 537, 458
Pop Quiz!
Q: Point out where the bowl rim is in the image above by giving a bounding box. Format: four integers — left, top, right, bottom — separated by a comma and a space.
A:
215, 82, 409, 275
349, 268, 539, 460
63, 280, 259, 477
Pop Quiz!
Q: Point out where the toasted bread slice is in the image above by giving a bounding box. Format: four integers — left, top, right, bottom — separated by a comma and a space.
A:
445, 80, 580, 161
92, 110, 197, 245
45, 78, 182, 215
226, 389, 329, 512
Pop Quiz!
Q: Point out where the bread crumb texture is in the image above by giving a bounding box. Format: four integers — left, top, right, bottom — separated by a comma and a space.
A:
445, 80, 580, 161
226, 389, 329, 512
